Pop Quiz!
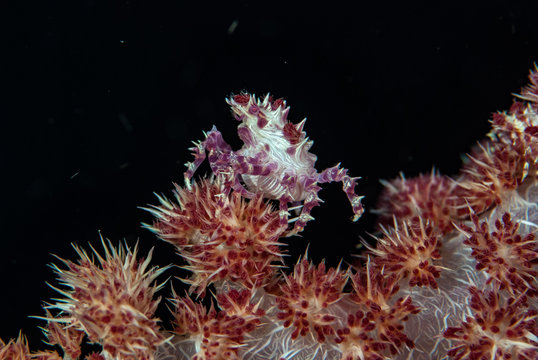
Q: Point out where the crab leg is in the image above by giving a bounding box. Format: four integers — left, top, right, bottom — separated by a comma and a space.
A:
318, 163, 364, 221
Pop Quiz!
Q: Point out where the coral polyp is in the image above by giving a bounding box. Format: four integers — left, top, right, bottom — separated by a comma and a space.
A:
143, 177, 286, 295
276, 258, 349, 342
336, 259, 419, 360
167, 288, 265, 360
443, 286, 538, 360
365, 218, 444, 289
457, 211, 537, 296
376, 171, 457, 234
452, 139, 528, 216
45, 239, 170, 360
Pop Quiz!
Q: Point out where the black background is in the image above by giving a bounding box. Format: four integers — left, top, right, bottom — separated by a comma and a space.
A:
3, 0, 538, 350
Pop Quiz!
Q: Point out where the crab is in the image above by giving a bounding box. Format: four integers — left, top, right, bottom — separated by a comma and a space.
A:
184, 92, 364, 235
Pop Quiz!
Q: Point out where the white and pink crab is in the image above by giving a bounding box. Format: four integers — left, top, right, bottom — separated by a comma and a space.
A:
184, 92, 364, 235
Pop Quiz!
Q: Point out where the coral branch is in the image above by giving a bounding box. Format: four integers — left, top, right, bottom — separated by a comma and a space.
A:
44, 239, 169, 360
5, 67, 538, 360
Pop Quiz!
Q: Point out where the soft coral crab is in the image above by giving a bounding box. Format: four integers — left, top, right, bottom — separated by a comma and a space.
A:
184, 92, 364, 235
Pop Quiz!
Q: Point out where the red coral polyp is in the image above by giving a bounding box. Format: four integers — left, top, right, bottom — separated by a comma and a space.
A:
458, 211, 538, 297
444, 286, 538, 360
45, 240, 169, 360
170, 289, 264, 360
337, 261, 418, 359
144, 177, 287, 294
376, 171, 458, 234
365, 218, 443, 289
276, 258, 349, 342
452, 140, 527, 217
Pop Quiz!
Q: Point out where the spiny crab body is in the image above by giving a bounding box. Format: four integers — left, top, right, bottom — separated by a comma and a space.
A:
185, 93, 364, 234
